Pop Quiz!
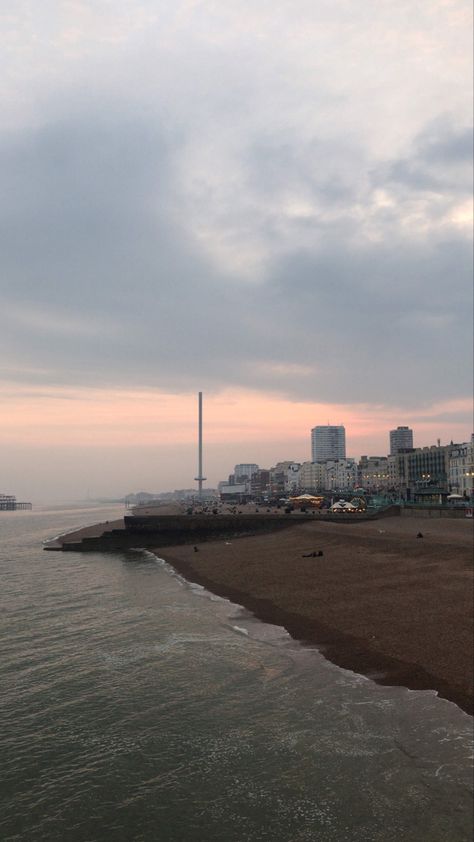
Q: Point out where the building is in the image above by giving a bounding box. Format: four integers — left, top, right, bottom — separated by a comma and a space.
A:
449, 438, 474, 498
358, 456, 390, 492
387, 455, 399, 492
396, 444, 453, 500
250, 469, 270, 497
311, 425, 346, 462
285, 462, 301, 494
324, 459, 357, 493
234, 464, 259, 482
299, 461, 326, 493
389, 426, 414, 455
269, 462, 301, 496
218, 483, 249, 502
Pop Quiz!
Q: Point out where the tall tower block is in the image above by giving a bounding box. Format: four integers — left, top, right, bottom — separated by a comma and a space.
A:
389, 426, 413, 455
311, 425, 346, 462
194, 391, 206, 497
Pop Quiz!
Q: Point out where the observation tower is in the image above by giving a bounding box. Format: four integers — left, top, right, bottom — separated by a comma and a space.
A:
194, 391, 206, 498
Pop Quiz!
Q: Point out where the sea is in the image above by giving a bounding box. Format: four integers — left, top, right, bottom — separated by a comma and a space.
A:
0, 504, 472, 842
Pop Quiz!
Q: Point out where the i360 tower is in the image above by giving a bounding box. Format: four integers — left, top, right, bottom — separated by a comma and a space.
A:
194, 391, 206, 497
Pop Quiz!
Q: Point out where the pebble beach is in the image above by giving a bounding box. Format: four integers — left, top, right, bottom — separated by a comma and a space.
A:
158, 515, 473, 714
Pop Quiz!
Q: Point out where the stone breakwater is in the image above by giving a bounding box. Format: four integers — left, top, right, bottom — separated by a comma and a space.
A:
44, 512, 378, 551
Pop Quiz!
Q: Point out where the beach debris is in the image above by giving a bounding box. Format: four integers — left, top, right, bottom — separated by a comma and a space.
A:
416, 532, 424, 538
302, 550, 324, 558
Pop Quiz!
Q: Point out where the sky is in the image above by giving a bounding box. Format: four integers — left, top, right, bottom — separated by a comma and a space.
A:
1, 0, 472, 501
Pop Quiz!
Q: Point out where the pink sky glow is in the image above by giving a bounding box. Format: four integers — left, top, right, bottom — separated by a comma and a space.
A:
1, 385, 471, 500
1, 383, 471, 450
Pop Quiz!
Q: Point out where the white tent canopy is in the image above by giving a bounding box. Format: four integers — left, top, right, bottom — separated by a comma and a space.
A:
290, 494, 323, 500
330, 501, 357, 511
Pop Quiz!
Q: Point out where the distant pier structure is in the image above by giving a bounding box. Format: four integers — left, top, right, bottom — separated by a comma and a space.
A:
194, 391, 206, 498
0, 494, 32, 511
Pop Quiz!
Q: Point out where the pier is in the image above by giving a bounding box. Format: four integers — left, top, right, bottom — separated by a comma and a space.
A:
0, 494, 32, 511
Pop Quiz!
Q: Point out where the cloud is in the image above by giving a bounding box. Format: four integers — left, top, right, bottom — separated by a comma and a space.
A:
0, 1, 472, 415
1, 96, 472, 408
376, 119, 473, 197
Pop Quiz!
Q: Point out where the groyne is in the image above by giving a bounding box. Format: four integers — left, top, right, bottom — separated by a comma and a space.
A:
44, 504, 473, 553
44, 510, 395, 552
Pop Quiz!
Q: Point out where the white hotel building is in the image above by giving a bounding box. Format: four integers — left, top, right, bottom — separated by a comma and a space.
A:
311, 425, 346, 462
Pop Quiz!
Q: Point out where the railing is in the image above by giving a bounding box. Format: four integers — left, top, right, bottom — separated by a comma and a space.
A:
402, 501, 471, 508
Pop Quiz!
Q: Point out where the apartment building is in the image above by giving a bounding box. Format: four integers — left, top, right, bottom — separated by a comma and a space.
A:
311, 425, 346, 462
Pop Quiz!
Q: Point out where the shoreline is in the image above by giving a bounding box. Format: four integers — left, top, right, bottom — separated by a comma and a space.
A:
155, 516, 473, 716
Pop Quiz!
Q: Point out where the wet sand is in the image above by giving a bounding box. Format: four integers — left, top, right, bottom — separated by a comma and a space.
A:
157, 516, 474, 714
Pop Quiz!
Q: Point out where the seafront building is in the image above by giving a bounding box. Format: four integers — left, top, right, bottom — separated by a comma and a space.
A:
324, 459, 358, 492
448, 438, 474, 498
299, 461, 326, 492
250, 469, 270, 496
269, 462, 301, 496
389, 426, 414, 455
220, 465, 266, 498
358, 456, 390, 492
311, 425, 346, 462
395, 443, 456, 501
214, 432, 473, 503
218, 482, 248, 502
234, 464, 259, 482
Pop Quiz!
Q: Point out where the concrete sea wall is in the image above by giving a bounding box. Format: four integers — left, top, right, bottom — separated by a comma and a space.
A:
400, 505, 470, 519
54, 511, 383, 552
46, 505, 469, 553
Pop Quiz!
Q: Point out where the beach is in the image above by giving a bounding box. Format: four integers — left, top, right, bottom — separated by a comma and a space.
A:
157, 515, 474, 714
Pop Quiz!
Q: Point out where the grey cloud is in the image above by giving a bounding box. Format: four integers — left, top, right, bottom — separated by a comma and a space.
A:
376, 119, 473, 194
411, 410, 473, 425
1, 99, 472, 408
418, 122, 473, 165
244, 236, 473, 404
246, 134, 365, 204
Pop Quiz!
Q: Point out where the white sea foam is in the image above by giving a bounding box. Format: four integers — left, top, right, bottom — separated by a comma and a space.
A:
232, 625, 250, 636
142, 550, 188, 587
